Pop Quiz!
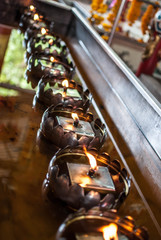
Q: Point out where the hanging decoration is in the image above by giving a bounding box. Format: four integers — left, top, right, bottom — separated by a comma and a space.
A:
141, 3, 159, 34
126, 0, 143, 26
91, 0, 108, 13
101, 0, 121, 40
106, 0, 121, 25
89, 0, 108, 25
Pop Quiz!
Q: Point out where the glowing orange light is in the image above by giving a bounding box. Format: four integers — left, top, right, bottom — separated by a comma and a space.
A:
83, 146, 97, 171
33, 13, 39, 21
49, 39, 53, 45
50, 56, 55, 62
29, 5, 35, 11
64, 124, 74, 131
79, 176, 91, 187
41, 27, 46, 35
62, 79, 69, 88
100, 224, 118, 240
71, 113, 79, 122
62, 92, 66, 98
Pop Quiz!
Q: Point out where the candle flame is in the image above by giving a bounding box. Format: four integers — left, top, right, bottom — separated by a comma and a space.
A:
41, 27, 46, 35
33, 13, 39, 21
62, 79, 69, 88
100, 224, 118, 240
29, 5, 35, 11
50, 56, 55, 62
83, 146, 97, 171
71, 113, 79, 122
49, 39, 53, 45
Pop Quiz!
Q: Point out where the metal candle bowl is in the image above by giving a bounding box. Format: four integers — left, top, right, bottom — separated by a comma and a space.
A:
25, 54, 75, 88
19, 7, 54, 47
37, 104, 106, 155
23, 23, 49, 49
19, 11, 35, 34
56, 207, 148, 240
42, 146, 130, 211
19, 9, 45, 34
33, 77, 91, 112
25, 34, 68, 63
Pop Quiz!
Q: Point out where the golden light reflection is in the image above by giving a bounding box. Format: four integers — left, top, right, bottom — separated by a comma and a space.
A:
83, 146, 98, 171
29, 5, 35, 11
41, 27, 47, 35
100, 224, 118, 240
79, 176, 91, 187
33, 13, 39, 21
62, 92, 66, 98
62, 79, 69, 88
64, 124, 74, 131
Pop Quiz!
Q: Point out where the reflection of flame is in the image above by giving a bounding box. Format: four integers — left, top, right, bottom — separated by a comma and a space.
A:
29, 5, 35, 11
50, 56, 55, 62
62, 92, 66, 98
83, 146, 97, 171
41, 27, 46, 35
71, 113, 79, 122
64, 124, 74, 131
34, 13, 39, 21
79, 176, 91, 187
62, 79, 69, 88
49, 39, 53, 45
100, 224, 118, 240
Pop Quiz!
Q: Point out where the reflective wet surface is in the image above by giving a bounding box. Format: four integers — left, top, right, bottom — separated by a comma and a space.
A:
0, 26, 160, 240
0, 89, 160, 239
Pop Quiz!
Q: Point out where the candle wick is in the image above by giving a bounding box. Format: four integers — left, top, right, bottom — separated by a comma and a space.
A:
88, 168, 95, 178
73, 118, 79, 127
63, 87, 67, 94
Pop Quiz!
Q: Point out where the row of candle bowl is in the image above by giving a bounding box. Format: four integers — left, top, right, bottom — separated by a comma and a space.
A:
18, 5, 149, 240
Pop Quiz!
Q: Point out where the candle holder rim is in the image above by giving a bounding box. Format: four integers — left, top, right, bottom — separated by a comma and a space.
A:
39, 77, 85, 94
56, 214, 147, 240
34, 56, 73, 70
28, 54, 74, 73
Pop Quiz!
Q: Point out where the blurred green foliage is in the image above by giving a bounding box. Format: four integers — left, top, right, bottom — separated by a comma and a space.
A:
0, 87, 18, 96
0, 29, 31, 89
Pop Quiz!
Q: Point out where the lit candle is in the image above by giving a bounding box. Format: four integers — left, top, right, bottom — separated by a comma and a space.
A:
31, 53, 74, 81
84, 147, 98, 177
48, 38, 54, 46
52, 80, 81, 99
50, 56, 55, 63
67, 150, 115, 194
72, 113, 79, 127
76, 223, 124, 240
39, 56, 68, 77
33, 13, 39, 21
29, 5, 35, 12
101, 224, 118, 240
41, 27, 47, 35
56, 113, 94, 139
62, 79, 69, 95
100, 224, 129, 240
55, 206, 147, 240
